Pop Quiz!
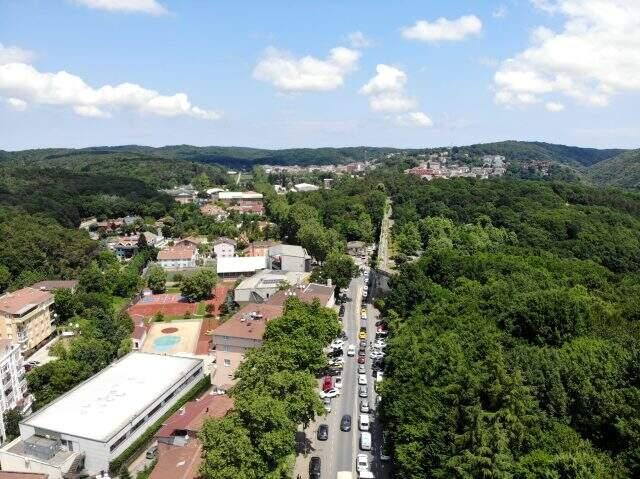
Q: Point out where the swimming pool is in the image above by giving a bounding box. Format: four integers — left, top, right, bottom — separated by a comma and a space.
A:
153, 335, 181, 352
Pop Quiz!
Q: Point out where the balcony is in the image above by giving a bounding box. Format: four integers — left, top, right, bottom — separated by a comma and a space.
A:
17, 332, 28, 344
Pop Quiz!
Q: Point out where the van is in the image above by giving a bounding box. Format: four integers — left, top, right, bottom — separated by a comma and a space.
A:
360, 431, 372, 451
359, 413, 370, 431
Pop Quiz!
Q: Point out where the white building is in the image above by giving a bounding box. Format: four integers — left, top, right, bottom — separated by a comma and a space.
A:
216, 256, 267, 279
267, 244, 311, 273
217, 191, 263, 202
234, 270, 309, 303
213, 237, 236, 259
0, 340, 31, 442
157, 244, 198, 269
0, 353, 204, 478
293, 183, 320, 193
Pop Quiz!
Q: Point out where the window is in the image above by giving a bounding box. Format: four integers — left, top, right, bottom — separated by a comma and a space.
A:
224, 359, 231, 367
223, 345, 230, 352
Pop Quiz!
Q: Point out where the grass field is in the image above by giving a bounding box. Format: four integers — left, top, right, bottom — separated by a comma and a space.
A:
111, 296, 130, 313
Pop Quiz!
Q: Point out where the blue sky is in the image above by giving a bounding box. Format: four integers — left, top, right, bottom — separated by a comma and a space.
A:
1, 0, 638, 150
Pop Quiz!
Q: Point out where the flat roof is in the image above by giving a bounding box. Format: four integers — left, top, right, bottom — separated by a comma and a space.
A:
216, 256, 266, 274
22, 352, 202, 442
212, 304, 283, 341
235, 270, 308, 291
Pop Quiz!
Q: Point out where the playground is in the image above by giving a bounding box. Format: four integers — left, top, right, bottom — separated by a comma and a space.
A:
141, 320, 201, 355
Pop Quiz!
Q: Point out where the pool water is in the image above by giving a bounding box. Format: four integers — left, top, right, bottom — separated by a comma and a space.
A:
153, 335, 181, 352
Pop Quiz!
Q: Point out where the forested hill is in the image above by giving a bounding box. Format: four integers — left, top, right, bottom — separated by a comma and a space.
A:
378, 174, 640, 478
588, 149, 640, 189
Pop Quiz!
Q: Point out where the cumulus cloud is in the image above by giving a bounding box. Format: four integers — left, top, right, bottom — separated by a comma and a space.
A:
493, 6, 508, 18
402, 15, 482, 42
253, 46, 360, 92
72, 0, 167, 15
347, 31, 373, 48
0, 43, 35, 65
5, 97, 27, 111
0, 62, 221, 120
360, 64, 432, 127
494, 0, 640, 110
545, 101, 565, 112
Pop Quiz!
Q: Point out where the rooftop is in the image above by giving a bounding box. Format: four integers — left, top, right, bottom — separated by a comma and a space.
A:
216, 256, 267, 275
0, 288, 53, 316
268, 244, 310, 259
266, 283, 334, 308
213, 237, 237, 246
235, 270, 308, 291
218, 191, 263, 200
156, 391, 233, 437
149, 440, 201, 479
0, 471, 50, 479
212, 303, 283, 341
157, 245, 197, 261
21, 352, 203, 442
30, 280, 78, 292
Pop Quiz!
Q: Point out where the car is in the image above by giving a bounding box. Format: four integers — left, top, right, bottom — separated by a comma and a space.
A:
317, 424, 329, 441
330, 356, 345, 364
322, 375, 333, 392
359, 413, 370, 431
329, 362, 344, 370
358, 356, 365, 364
309, 456, 321, 479
340, 414, 352, 432
359, 432, 372, 451
328, 348, 343, 358
358, 349, 366, 358
330, 339, 345, 349
146, 445, 158, 459
370, 351, 384, 360
359, 385, 368, 398
335, 376, 343, 389
358, 364, 366, 374
319, 388, 340, 398
358, 374, 367, 385
380, 433, 391, 461
339, 305, 345, 315
323, 397, 332, 412
360, 400, 370, 413
356, 453, 369, 472
359, 340, 367, 349
363, 291, 368, 299
347, 344, 356, 356
326, 367, 342, 376
339, 331, 348, 340
359, 330, 367, 340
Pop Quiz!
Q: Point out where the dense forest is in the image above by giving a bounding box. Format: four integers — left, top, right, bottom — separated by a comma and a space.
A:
588, 149, 640, 189
378, 176, 640, 478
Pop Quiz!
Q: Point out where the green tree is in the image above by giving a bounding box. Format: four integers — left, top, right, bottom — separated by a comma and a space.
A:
192, 173, 211, 192
3, 408, 23, 441
310, 251, 358, 290
52, 288, 78, 322
147, 265, 167, 294
180, 270, 218, 302
79, 261, 109, 294
0, 265, 10, 292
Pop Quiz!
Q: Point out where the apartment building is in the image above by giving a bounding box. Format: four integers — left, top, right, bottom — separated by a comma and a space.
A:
0, 288, 54, 352
0, 340, 31, 442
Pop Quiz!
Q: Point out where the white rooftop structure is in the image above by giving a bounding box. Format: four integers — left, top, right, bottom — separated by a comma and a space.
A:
218, 191, 263, 201
293, 183, 320, 192
216, 256, 267, 276
234, 269, 310, 303
22, 353, 202, 442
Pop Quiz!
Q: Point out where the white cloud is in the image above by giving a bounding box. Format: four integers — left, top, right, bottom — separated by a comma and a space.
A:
347, 31, 373, 48
402, 15, 482, 42
494, 0, 640, 109
360, 64, 432, 127
5, 97, 27, 111
0, 62, 221, 120
397, 111, 434, 127
493, 5, 508, 18
72, 0, 167, 15
0, 43, 35, 65
253, 46, 360, 92
545, 101, 565, 112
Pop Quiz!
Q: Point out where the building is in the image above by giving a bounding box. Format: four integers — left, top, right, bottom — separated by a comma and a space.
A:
293, 183, 320, 193
0, 341, 31, 442
199, 203, 228, 220
0, 472, 49, 479
108, 236, 139, 260
162, 186, 197, 204
266, 283, 335, 308
234, 270, 309, 304
0, 353, 205, 478
346, 241, 367, 257
0, 288, 54, 352
216, 191, 263, 203
212, 237, 236, 259
243, 240, 280, 258
211, 304, 284, 387
267, 244, 311, 273
216, 256, 267, 279
29, 281, 78, 293
157, 244, 198, 270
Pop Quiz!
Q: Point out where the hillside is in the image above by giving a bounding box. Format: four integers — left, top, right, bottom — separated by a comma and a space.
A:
588, 149, 640, 189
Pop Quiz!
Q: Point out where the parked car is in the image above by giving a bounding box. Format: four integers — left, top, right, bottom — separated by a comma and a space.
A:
359, 385, 368, 398
370, 351, 384, 360
360, 432, 372, 451
358, 349, 366, 358
358, 356, 365, 364
328, 348, 343, 359
380, 433, 391, 461
317, 424, 329, 441
326, 367, 342, 376
322, 376, 333, 392
340, 414, 352, 432
358, 364, 366, 374
146, 445, 158, 459
358, 374, 367, 385
320, 388, 340, 399
335, 376, 343, 388
359, 413, 370, 431
330, 339, 345, 349
347, 344, 356, 356
323, 397, 331, 412
309, 456, 321, 479
360, 400, 370, 413
357, 453, 369, 472
359, 340, 367, 349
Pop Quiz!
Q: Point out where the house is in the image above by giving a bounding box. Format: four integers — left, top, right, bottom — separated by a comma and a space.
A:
266, 283, 335, 308
293, 183, 320, 193
200, 203, 228, 220
243, 240, 280, 258
234, 270, 309, 303
227, 203, 265, 215
216, 256, 267, 279
267, 244, 311, 273
0, 353, 205, 478
131, 320, 148, 350
0, 341, 32, 442
217, 191, 263, 203
157, 244, 198, 270
212, 237, 236, 259
29, 281, 78, 293
346, 241, 367, 257
0, 288, 54, 352
162, 186, 197, 204
211, 304, 284, 387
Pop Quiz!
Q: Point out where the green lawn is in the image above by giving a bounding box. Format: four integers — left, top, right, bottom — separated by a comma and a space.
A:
196, 302, 207, 315
111, 296, 130, 312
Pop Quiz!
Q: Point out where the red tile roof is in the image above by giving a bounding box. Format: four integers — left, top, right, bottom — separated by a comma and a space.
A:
156, 392, 233, 438
0, 288, 52, 315
0, 473, 49, 479
149, 440, 202, 479
211, 304, 283, 341
158, 245, 197, 261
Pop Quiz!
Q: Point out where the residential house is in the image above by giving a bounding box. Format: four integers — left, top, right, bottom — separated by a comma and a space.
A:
266, 283, 335, 309
346, 241, 367, 257
0, 340, 31, 442
267, 244, 311, 273
0, 288, 54, 352
199, 203, 228, 220
243, 240, 280, 258
29, 281, 78, 293
211, 304, 284, 387
234, 270, 309, 303
157, 244, 198, 270
212, 237, 236, 259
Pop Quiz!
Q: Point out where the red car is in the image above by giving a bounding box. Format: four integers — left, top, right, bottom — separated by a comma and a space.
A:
358, 356, 366, 364
322, 375, 333, 392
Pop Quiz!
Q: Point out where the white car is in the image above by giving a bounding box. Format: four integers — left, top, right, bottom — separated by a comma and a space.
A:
358, 374, 367, 385
347, 344, 356, 357
335, 377, 343, 389
323, 397, 331, 412
373, 340, 387, 349
330, 339, 345, 349
358, 364, 366, 374
370, 351, 384, 360
356, 454, 369, 473
330, 357, 345, 365
319, 388, 340, 399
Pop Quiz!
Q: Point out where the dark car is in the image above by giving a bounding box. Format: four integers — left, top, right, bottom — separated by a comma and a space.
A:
326, 367, 342, 376
340, 414, 352, 432
317, 424, 329, 441
358, 356, 365, 364
309, 456, 321, 478
328, 348, 343, 359
358, 349, 366, 357
339, 305, 346, 315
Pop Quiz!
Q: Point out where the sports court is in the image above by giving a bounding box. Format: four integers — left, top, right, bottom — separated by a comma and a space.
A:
127, 293, 198, 318
141, 320, 202, 355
